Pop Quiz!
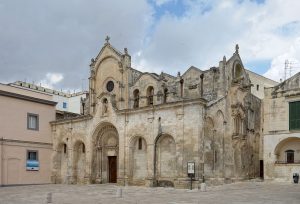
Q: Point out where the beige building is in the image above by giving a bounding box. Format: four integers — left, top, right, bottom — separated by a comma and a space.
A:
263, 73, 300, 181
50, 40, 263, 188
10, 81, 88, 115
0, 83, 56, 186
245, 70, 278, 99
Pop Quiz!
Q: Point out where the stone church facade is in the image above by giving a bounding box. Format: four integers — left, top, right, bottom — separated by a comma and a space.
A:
51, 39, 262, 188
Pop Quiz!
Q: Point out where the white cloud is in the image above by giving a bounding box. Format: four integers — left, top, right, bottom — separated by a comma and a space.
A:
1, 0, 300, 87
264, 37, 300, 81
39, 73, 64, 89
154, 0, 175, 6
132, 0, 300, 80
0, 0, 153, 89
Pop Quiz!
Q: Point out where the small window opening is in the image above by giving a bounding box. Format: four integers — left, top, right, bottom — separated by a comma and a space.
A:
286, 150, 294, 163
63, 102, 67, 109
133, 89, 139, 108
63, 144, 67, 154
163, 88, 168, 103
82, 143, 85, 153
138, 138, 142, 150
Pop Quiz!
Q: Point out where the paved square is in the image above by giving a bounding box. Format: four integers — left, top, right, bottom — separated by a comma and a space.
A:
0, 182, 300, 204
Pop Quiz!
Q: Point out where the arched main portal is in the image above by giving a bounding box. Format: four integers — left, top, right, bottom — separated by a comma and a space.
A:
92, 123, 119, 184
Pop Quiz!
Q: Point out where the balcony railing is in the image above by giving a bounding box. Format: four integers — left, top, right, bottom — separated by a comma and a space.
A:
275, 160, 300, 164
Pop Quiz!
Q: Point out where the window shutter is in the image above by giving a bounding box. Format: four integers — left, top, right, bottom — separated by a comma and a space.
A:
290, 102, 300, 130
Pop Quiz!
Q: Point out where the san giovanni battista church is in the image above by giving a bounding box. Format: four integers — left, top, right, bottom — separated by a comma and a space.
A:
51, 37, 263, 188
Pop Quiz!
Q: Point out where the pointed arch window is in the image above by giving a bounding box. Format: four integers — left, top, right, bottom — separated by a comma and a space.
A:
163, 88, 168, 103
233, 63, 243, 79
133, 89, 139, 108
147, 86, 154, 106
234, 115, 243, 135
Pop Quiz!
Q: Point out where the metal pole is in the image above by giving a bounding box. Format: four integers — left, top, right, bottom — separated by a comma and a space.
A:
190, 175, 192, 190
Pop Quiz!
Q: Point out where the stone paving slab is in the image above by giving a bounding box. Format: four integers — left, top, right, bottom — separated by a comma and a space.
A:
0, 182, 300, 204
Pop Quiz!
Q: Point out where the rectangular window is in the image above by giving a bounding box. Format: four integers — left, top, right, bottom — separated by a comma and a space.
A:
256, 84, 259, 91
27, 113, 39, 130
26, 150, 39, 171
289, 101, 300, 130
27, 150, 38, 160
63, 102, 67, 109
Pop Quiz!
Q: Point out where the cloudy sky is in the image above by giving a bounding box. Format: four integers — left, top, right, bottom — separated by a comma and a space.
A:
1, 0, 300, 91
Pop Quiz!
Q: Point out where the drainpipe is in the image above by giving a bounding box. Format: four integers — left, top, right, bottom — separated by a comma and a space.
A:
0, 137, 3, 186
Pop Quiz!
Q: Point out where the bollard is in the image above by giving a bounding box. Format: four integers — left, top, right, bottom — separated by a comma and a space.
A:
293, 173, 299, 184
116, 188, 123, 198
46, 192, 52, 203
200, 183, 206, 192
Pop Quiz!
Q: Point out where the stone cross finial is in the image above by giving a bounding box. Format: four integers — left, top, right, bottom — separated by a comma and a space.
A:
105, 36, 110, 44
235, 44, 239, 54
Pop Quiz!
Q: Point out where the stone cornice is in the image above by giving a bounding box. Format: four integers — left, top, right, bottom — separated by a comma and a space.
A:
0, 90, 57, 106
0, 138, 52, 146
117, 98, 207, 114
50, 115, 92, 125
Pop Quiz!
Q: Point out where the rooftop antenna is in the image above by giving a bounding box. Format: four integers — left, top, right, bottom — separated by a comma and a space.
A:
285, 60, 290, 80
285, 59, 300, 80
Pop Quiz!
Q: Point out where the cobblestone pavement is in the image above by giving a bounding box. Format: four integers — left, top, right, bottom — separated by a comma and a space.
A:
0, 181, 300, 204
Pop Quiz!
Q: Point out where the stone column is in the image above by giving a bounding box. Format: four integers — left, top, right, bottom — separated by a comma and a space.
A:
117, 127, 126, 186
84, 144, 92, 184
146, 143, 155, 187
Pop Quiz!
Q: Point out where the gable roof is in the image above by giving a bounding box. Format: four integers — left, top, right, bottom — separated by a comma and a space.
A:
182, 66, 203, 77
94, 42, 124, 61
131, 72, 160, 87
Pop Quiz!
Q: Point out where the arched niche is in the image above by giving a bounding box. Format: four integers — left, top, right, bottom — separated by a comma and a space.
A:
233, 62, 243, 79
214, 111, 225, 174
155, 134, 176, 187
55, 142, 68, 184
129, 136, 148, 184
73, 140, 86, 184
204, 117, 215, 176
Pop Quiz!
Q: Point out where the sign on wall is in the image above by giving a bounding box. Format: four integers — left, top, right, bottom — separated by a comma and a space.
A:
187, 161, 195, 175
26, 160, 39, 171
